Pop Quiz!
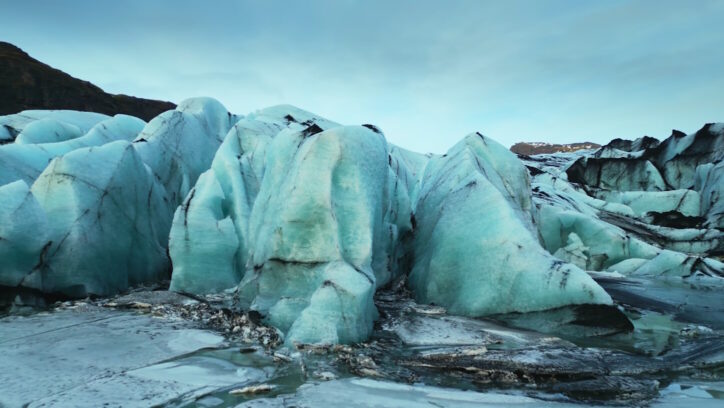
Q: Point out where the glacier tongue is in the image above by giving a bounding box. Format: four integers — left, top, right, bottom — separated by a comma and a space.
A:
2, 101, 722, 345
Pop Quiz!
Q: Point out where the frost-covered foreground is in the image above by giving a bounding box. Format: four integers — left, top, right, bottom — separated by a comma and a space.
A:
1, 98, 722, 345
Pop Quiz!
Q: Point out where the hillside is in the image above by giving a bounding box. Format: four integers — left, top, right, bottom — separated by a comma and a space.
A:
0, 42, 174, 121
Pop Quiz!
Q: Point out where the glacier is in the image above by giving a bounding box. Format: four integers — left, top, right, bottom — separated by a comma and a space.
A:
169, 107, 612, 344
1, 100, 722, 345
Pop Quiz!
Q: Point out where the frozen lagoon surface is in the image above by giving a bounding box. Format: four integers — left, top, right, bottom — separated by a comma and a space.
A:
1, 100, 723, 406
1, 287, 722, 407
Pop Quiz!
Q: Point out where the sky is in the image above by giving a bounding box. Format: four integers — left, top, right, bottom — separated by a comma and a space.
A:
2, 0, 724, 153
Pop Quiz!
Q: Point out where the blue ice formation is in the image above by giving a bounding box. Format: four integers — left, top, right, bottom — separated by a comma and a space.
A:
163, 105, 617, 344
1, 101, 722, 344
0, 98, 238, 299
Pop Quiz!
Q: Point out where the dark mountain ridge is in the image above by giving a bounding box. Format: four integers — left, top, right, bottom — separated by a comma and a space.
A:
0, 41, 175, 121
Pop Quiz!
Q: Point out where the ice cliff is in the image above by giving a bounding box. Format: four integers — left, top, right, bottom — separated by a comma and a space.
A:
1, 99, 721, 344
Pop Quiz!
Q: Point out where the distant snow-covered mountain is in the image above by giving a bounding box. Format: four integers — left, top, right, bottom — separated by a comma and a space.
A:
510, 141, 600, 155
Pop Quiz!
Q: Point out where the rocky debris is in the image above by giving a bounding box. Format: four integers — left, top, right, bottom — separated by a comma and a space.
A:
53, 288, 283, 349
297, 291, 724, 405
314, 371, 337, 381
229, 384, 276, 395
549, 377, 660, 403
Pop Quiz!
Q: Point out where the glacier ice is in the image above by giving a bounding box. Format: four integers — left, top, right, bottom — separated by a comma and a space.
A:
0, 114, 145, 185
28, 140, 171, 296
697, 160, 724, 229
169, 113, 614, 344
134, 97, 240, 208
407, 133, 611, 316
0, 98, 236, 299
524, 123, 724, 280
239, 122, 402, 344
0, 180, 48, 288
1, 101, 722, 345
169, 106, 340, 295
592, 189, 700, 218
0, 110, 109, 145
15, 118, 85, 144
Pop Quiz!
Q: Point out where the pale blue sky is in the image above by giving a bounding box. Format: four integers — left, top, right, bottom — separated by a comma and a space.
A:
2, 0, 723, 152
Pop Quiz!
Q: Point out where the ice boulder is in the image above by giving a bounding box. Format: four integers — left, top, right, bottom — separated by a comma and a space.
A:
552, 233, 589, 270
538, 205, 660, 271
14, 118, 85, 144
239, 124, 403, 344
407, 133, 612, 316
169, 106, 340, 294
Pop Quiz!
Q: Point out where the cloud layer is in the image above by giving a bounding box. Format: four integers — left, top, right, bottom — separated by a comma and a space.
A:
3, 0, 723, 151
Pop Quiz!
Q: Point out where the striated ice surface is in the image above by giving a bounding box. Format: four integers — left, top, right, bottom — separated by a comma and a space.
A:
0, 180, 48, 288
592, 189, 701, 217
28, 140, 171, 296
697, 160, 724, 228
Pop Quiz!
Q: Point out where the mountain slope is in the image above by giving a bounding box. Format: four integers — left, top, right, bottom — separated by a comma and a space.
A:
0, 42, 175, 121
